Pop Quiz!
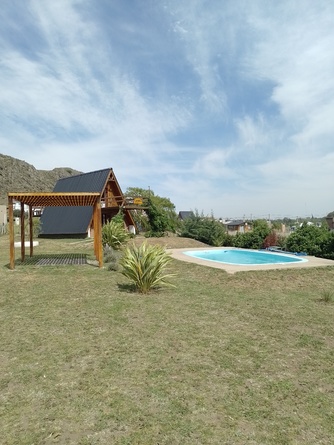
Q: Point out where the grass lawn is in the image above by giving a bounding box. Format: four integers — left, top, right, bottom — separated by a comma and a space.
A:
1, 235, 334, 444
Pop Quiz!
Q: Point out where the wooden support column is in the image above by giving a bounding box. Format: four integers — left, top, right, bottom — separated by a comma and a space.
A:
29, 205, 33, 257
8, 196, 15, 270
93, 205, 97, 258
20, 202, 25, 262
93, 200, 103, 268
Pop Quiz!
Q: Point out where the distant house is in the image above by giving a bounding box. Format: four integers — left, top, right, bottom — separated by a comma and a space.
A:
225, 220, 249, 234
178, 211, 194, 220
40, 168, 136, 237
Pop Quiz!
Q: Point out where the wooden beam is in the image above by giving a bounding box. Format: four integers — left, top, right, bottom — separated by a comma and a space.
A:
20, 202, 25, 263
7, 192, 100, 207
93, 203, 98, 258
93, 200, 103, 268
7, 192, 102, 268
29, 205, 33, 257
8, 196, 15, 270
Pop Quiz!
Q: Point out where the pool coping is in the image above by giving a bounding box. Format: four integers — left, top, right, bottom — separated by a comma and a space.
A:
169, 247, 334, 274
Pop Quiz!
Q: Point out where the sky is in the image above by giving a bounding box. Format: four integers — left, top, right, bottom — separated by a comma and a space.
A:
1, 0, 333, 220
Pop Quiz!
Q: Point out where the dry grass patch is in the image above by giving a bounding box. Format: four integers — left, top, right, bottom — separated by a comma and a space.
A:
1, 235, 334, 444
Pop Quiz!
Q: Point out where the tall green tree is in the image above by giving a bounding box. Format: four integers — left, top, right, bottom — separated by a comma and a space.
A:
145, 197, 170, 236
125, 187, 179, 235
180, 210, 232, 246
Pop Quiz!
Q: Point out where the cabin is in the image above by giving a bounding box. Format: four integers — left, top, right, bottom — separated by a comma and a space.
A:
40, 168, 136, 237
225, 220, 249, 234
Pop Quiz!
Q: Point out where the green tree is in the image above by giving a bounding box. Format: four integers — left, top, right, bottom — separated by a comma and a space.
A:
233, 219, 271, 249
180, 211, 232, 246
321, 231, 334, 260
145, 197, 170, 237
286, 223, 329, 256
271, 221, 282, 231
125, 187, 179, 235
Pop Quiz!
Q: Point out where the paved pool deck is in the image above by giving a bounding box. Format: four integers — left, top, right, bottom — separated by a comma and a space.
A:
169, 247, 334, 274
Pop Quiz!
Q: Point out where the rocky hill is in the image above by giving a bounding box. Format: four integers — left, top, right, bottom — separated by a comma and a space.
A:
0, 154, 82, 205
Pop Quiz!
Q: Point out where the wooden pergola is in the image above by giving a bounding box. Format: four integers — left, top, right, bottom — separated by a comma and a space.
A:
8, 192, 103, 269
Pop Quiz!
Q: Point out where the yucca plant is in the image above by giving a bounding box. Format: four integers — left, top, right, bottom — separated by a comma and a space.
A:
120, 242, 175, 293
102, 220, 130, 250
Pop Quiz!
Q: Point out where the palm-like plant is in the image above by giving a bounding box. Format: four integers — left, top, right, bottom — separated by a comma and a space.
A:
102, 220, 130, 250
120, 242, 175, 293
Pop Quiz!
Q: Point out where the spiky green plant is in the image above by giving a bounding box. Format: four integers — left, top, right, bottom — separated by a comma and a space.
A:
102, 220, 130, 250
120, 242, 175, 293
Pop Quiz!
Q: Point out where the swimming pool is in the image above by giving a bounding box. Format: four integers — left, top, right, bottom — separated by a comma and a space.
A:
184, 248, 308, 266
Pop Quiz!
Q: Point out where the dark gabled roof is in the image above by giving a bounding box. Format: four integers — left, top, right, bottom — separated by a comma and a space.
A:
226, 219, 245, 226
178, 211, 194, 220
40, 169, 111, 235
40, 206, 96, 235
53, 169, 110, 193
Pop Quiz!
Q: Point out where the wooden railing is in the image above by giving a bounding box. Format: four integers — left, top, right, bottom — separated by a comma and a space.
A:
124, 197, 149, 207
101, 196, 148, 208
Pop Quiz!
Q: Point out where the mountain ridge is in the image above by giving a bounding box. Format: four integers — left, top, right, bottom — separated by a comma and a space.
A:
0, 154, 82, 205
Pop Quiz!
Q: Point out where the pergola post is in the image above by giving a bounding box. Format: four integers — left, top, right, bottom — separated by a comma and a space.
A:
8, 192, 102, 269
29, 205, 33, 257
8, 196, 15, 270
20, 202, 25, 262
93, 200, 103, 268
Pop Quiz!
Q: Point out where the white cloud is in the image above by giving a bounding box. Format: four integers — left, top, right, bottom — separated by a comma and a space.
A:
167, 0, 234, 113
234, 114, 270, 151
193, 148, 235, 179
1, 0, 333, 217
0, 1, 191, 170
245, 1, 334, 150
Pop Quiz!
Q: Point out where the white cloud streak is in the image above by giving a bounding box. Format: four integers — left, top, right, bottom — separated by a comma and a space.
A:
0, 0, 333, 217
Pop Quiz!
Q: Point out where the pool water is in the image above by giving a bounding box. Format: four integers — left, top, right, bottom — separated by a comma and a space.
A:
184, 249, 308, 266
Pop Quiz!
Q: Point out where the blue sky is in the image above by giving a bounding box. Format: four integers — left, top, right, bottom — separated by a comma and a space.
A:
1, 0, 333, 219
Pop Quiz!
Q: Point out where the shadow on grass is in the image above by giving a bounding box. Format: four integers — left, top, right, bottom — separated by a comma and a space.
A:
117, 282, 137, 293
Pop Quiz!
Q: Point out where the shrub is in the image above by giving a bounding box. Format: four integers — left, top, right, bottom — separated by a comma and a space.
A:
111, 210, 125, 225
120, 242, 175, 293
103, 245, 122, 271
263, 230, 279, 248
263, 230, 286, 249
233, 219, 271, 249
180, 211, 231, 246
144, 230, 165, 238
286, 224, 329, 256
102, 219, 130, 250
320, 231, 334, 260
